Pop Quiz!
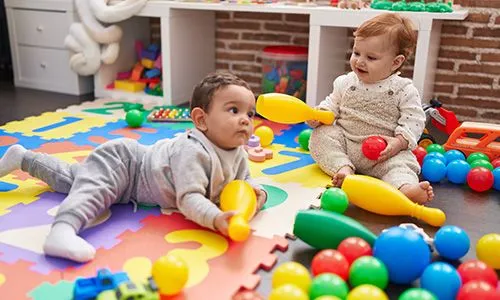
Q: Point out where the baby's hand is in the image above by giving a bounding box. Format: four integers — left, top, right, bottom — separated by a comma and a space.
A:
214, 211, 236, 236
253, 188, 267, 216
377, 135, 406, 162
305, 119, 322, 128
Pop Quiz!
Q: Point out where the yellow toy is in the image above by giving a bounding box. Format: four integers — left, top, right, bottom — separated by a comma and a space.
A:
114, 80, 146, 93
254, 125, 274, 147
151, 253, 189, 295
272, 262, 311, 293
347, 284, 388, 300
256, 93, 335, 125
476, 233, 500, 269
341, 175, 446, 227
219, 180, 257, 242
269, 284, 308, 300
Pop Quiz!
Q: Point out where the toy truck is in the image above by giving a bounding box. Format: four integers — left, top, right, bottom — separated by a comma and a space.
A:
73, 268, 129, 300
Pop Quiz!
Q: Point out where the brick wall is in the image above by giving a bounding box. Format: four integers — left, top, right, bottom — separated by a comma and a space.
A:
152, 1, 500, 123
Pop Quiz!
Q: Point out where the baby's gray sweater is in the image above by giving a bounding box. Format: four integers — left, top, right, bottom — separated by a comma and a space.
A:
139, 128, 257, 230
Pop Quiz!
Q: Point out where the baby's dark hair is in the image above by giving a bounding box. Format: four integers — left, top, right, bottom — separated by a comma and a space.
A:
190, 71, 252, 112
354, 13, 417, 70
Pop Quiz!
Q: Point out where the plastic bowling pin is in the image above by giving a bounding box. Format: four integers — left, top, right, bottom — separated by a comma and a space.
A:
341, 175, 446, 227
293, 210, 377, 249
256, 93, 335, 125
219, 180, 257, 242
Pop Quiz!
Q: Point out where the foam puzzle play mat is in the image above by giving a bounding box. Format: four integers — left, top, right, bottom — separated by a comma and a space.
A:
0, 98, 333, 300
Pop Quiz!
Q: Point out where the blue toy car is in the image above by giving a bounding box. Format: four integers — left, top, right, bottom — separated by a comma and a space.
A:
73, 268, 129, 300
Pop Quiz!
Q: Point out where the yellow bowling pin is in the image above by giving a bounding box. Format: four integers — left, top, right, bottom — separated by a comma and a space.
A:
341, 175, 446, 227
220, 180, 257, 242
256, 93, 335, 125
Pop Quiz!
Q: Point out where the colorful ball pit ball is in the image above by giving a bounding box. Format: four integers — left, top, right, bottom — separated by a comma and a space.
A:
492, 158, 500, 168
420, 262, 462, 300
320, 187, 349, 214
361, 136, 387, 160
467, 152, 490, 164
476, 233, 500, 270
272, 262, 311, 293
298, 129, 312, 151
348, 256, 389, 289
337, 237, 372, 265
399, 288, 437, 300
151, 253, 189, 296
346, 284, 388, 300
254, 126, 274, 147
422, 158, 447, 183
309, 273, 349, 300
470, 159, 494, 171
493, 167, 500, 191
412, 146, 427, 166
457, 259, 498, 288
446, 160, 471, 185
269, 284, 308, 300
373, 227, 431, 285
444, 150, 466, 164
423, 152, 447, 164
456, 280, 499, 300
125, 109, 145, 128
426, 143, 445, 154
433, 225, 470, 260
467, 167, 494, 192
311, 249, 349, 279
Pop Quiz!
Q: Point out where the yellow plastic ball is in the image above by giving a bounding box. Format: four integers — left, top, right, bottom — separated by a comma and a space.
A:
151, 254, 189, 295
254, 126, 274, 147
272, 262, 311, 293
269, 284, 308, 300
316, 296, 342, 300
347, 284, 388, 300
477, 233, 500, 269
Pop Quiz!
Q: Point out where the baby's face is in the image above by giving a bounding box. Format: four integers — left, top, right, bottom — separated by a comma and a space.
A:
350, 34, 403, 84
203, 85, 256, 150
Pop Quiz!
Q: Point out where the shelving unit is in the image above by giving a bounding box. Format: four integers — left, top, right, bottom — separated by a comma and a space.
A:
95, 1, 468, 106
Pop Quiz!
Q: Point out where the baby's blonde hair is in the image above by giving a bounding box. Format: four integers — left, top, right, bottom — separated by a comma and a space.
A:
354, 13, 417, 68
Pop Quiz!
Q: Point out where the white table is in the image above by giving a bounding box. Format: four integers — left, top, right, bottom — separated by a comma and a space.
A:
95, 2, 468, 105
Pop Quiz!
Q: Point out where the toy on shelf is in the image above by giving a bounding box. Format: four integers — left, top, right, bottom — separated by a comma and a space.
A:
73, 268, 129, 300
370, 0, 395, 10
338, 0, 370, 9
220, 180, 257, 242
426, 0, 453, 12
262, 46, 308, 101
109, 41, 163, 96
147, 106, 191, 122
443, 121, 500, 161
341, 174, 446, 227
371, 0, 453, 12
256, 93, 335, 125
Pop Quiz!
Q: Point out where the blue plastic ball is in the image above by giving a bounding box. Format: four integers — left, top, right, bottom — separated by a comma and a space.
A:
446, 160, 471, 184
434, 225, 470, 260
422, 158, 447, 183
444, 150, 465, 165
420, 262, 461, 300
423, 152, 447, 165
493, 167, 500, 191
373, 227, 431, 285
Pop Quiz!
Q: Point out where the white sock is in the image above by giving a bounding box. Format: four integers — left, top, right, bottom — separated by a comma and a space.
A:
0, 145, 27, 177
43, 223, 96, 263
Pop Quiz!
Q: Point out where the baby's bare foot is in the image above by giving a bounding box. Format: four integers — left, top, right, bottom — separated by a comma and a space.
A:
400, 181, 434, 204
332, 166, 354, 187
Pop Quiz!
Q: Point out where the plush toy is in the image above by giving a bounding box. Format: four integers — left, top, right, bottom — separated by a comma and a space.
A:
338, 0, 370, 9
65, 0, 147, 75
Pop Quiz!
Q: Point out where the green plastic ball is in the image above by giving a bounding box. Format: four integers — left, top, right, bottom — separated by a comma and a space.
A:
425, 144, 445, 154
125, 109, 144, 128
309, 273, 348, 300
298, 129, 313, 151
399, 288, 437, 300
467, 152, 490, 164
349, 256, 389, 290
470, 159, 494, 171
320, 187, 349, 214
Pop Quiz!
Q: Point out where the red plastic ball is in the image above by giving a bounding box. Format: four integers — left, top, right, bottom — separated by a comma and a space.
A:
457, 260, 498, 288
466, 167, 494, 192
337, 237, 373, 265
362, 136, 387, 160
412, 146, 427, 166
311, 249, 350, 280
492, 158, 500, 168
456, 280, 500, 300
